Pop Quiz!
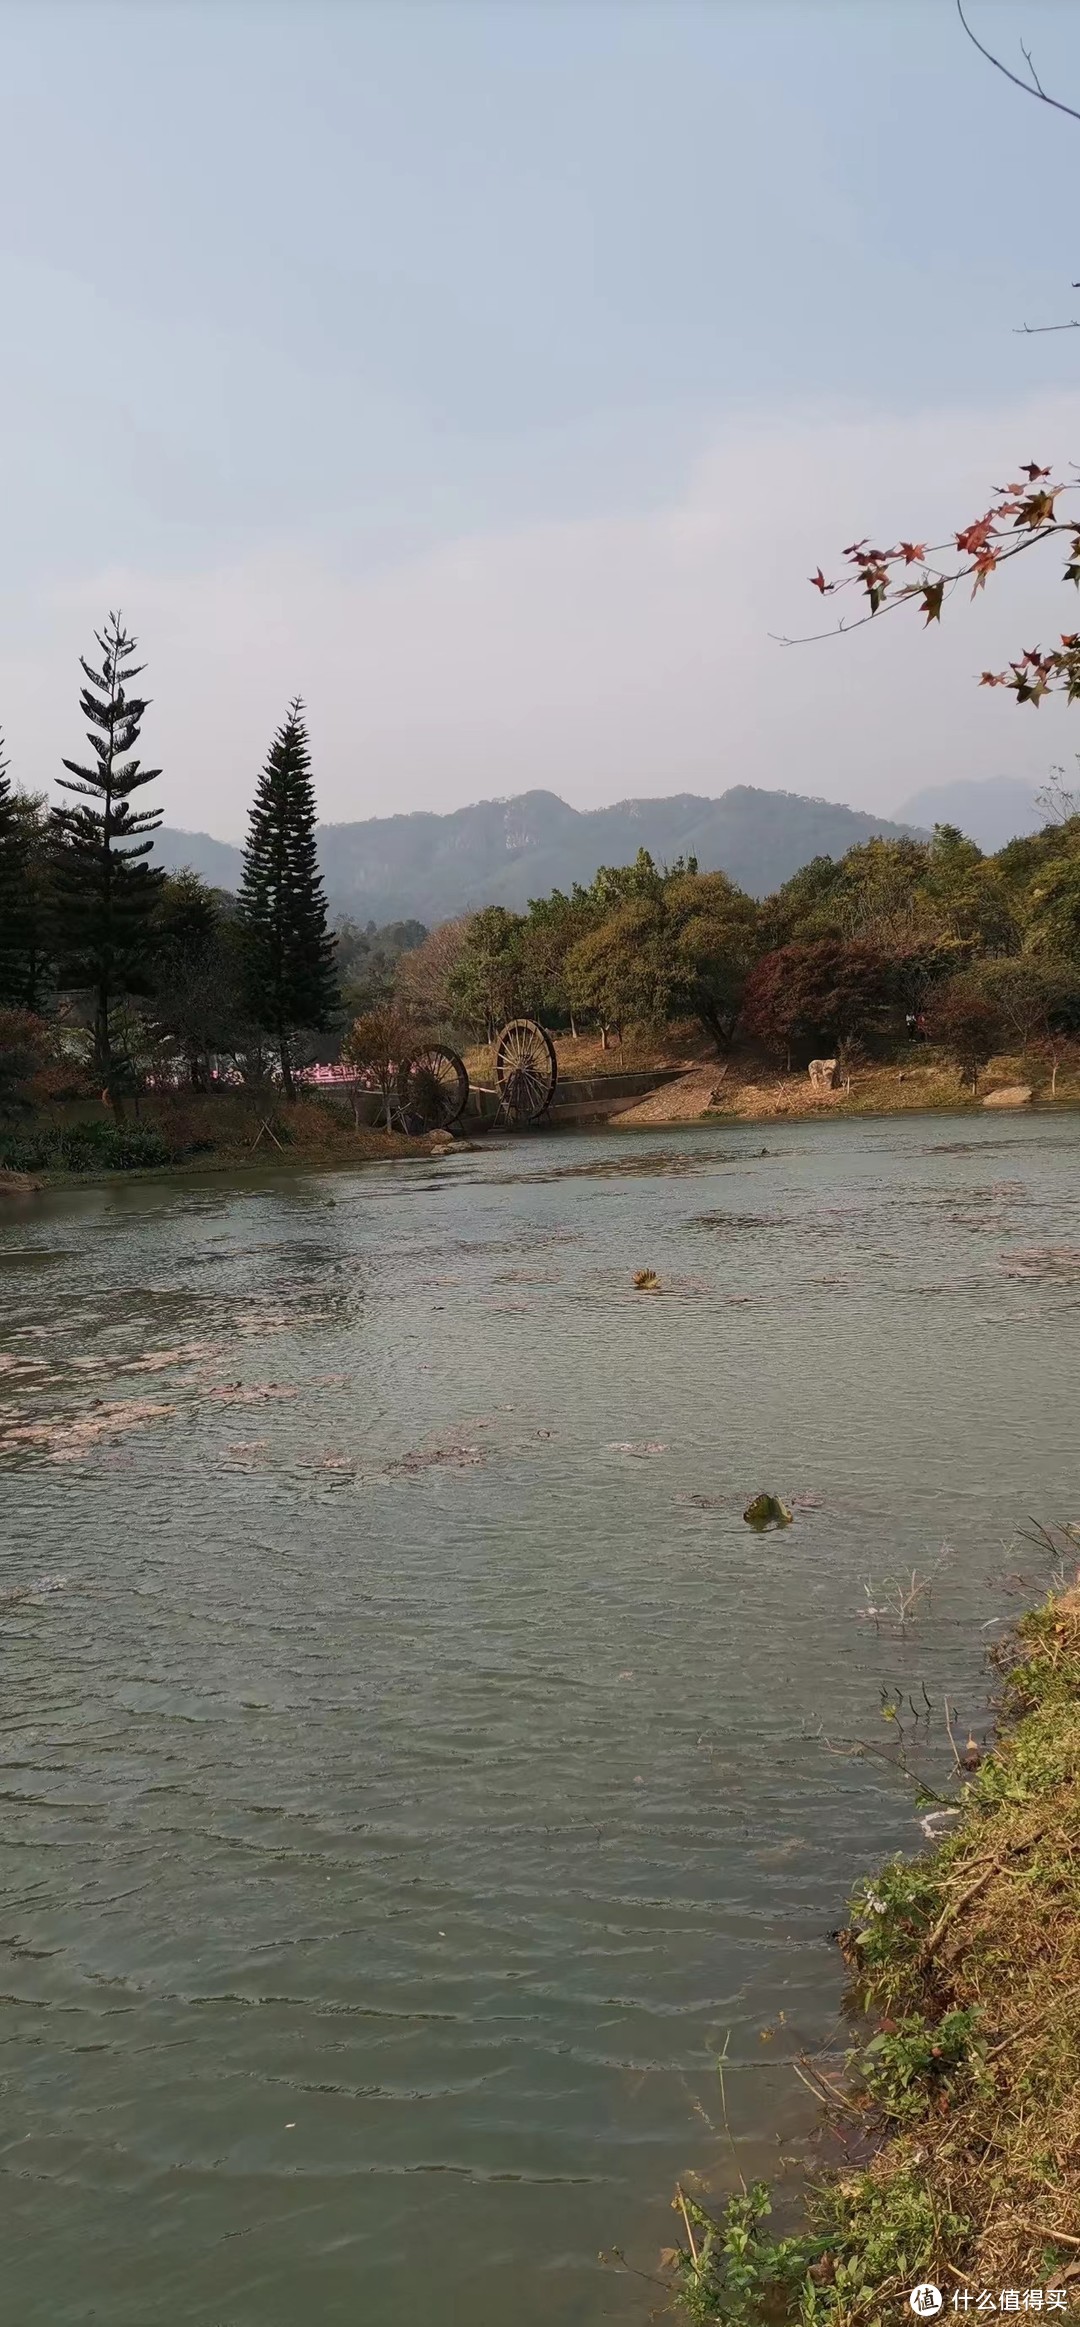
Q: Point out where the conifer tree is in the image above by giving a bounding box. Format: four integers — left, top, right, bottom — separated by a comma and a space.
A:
51, 614, 164, 1107
0, 735, 48, 1010
237, 699, 338, 1098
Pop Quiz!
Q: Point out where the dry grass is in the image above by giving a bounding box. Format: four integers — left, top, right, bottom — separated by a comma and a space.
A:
142, 1089, 437, 1165
462, 1028, 1080, 1123
461, 1021, 707, 1085
0, 1168, 44, 1196
21, 1090, 451, 1176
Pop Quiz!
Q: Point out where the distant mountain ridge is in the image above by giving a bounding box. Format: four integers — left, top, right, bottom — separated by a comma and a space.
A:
153, 784, 927, 923
893, 776, 1043, 853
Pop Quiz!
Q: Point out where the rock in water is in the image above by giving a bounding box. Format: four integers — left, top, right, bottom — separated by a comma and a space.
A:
743, 1492, 793, 1529
982, 1085, 1033, 1108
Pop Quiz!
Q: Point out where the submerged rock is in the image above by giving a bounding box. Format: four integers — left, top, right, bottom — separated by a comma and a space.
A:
743, 1492, 793, 1529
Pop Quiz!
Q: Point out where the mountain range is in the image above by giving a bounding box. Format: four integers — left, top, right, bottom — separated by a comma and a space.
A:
153, 784, 931, 925
893, 775, 1043, 852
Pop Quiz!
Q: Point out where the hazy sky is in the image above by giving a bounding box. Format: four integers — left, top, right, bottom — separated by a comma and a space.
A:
3, 0, 1080, 836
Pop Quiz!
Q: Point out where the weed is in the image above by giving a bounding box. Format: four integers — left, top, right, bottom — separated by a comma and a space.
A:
670, 1581, 1080, 2320
0, 1121, 175, 1172
858, 2006, 983, 2119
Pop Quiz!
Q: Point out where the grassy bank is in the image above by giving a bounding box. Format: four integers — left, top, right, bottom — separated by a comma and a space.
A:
0, 1092, 454, 1185
466, 1025, 1080, 1126
672, 1585, 1080, 2323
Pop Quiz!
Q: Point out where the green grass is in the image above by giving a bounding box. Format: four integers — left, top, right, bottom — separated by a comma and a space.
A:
669, 1585, 1080, 2323
0, 1120, 179, 1172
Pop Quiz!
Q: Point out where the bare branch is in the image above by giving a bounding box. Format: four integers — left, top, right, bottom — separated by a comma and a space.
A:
1020, 40, 1046, 99
956, 0, 1080, 127
1014, 320, 1080, 336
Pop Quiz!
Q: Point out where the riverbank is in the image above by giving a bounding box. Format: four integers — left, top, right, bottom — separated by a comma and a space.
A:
671, 1578, 1080, 2321
0, 1093, 459, 1189
463, 1028, 1080, 1128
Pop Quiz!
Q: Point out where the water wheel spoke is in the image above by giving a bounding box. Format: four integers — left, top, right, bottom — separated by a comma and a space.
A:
395, 1044, 470, 1133
493, 1020, 558, 1123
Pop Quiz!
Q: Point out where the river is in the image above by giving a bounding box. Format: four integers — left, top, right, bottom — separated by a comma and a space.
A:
2, 1113, 1079, 2326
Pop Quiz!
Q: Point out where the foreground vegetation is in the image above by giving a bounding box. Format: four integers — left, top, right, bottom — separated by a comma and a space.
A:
671, 1585, 1080, 2323
0, 1091, 447, 1186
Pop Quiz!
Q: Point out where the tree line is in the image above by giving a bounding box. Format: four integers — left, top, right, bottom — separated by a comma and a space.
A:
391, 810, 1080, 1091
4, 608, 1080, 1121
0, 612, 344, 1114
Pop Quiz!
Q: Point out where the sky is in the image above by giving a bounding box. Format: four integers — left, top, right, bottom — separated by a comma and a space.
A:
3, 0, 1080, 838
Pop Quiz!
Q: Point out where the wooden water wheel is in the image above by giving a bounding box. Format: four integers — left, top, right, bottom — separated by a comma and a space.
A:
494, 1019, 558, 1125
395, 1043, 470, 1134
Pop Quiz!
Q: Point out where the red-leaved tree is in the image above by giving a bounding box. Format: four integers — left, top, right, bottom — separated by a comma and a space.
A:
742, 940, 894, 1068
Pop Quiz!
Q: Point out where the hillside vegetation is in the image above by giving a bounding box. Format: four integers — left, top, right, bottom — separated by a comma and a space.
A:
7, 775, 1080, 1129
404, 818, 1080, 1098
153, 785, 927, 923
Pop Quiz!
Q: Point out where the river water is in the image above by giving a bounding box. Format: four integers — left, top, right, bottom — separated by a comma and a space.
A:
2, 1114, 1079, 2326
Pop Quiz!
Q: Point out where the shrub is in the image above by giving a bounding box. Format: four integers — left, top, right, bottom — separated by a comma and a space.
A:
0, 1008, 50, 1115
0, 1121, 172, 1173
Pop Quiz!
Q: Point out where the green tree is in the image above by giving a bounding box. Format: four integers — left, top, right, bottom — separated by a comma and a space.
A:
516, 888, 601, 1031
447, 907, 526, 1037
336, 916, 427, 1019
920, 824, 1018, 955
1023, 836, 1080, 965
51, 614, 164, 1111
759, 854, 846, 950
969, 955, 1079, 1054
0, 744, 50, 1010
563, 861, 756, 1054
565, 895, 676, 1039
149, 872, 252, 1088
664, 870, 758, 1051
0, 1008, 50, 1117
237, 699, 339, 1099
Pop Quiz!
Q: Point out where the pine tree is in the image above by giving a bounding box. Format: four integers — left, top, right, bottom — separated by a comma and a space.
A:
0, 735, 48, 1010
51, 614, 164, 1108
237, 699, 338, 1099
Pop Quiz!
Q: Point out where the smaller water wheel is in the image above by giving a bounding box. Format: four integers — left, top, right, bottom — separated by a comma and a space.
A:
395, 1043, 470, 1134
494, 1019, 558, 1125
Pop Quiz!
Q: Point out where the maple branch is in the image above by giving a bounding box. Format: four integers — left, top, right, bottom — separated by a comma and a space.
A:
778, 517, 1080, 649
1014, 321, 1080, 335
956, 0, 1080, 128
796, 459, 1080, 701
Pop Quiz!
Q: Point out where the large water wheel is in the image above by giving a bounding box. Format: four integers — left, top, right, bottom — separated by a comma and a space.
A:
395, 1043, 470, 1134
494, 1019, 558, 1125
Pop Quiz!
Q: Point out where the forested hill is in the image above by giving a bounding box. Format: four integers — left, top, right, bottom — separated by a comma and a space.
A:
153, 785, 927, 922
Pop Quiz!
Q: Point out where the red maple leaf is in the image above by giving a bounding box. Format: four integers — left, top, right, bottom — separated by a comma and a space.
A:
898, 541, 926, 564
956, 515, 995, 555
1021, 461, 1052, 480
